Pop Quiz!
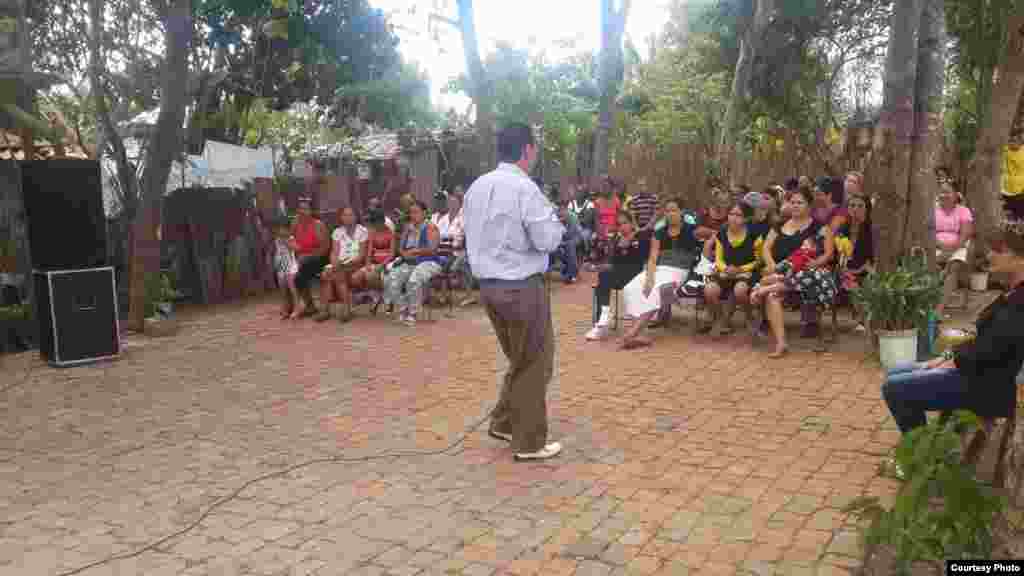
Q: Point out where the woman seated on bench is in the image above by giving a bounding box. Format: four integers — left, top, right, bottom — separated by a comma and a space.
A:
702, 201, 762, 337
618, 199, 700, 349
383, 200, 443, 327
882, 218, 1024, 438
316, 207, 367, 323
352, 208, 396, 311
585, 210, 651, 341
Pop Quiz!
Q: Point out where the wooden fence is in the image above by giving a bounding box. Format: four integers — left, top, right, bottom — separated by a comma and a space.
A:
605, 141, 833, 208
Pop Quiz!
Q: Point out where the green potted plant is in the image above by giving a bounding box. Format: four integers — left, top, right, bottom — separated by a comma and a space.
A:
853, 253, 944, 367
0, 302, 33, 354
0, 237, 16, 274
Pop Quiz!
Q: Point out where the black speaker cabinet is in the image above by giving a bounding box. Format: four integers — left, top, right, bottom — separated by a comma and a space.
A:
33, 267, 120, 367
21, 159, 107, 271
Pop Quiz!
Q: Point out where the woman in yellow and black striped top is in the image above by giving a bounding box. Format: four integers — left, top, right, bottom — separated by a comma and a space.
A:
702, 202, 763, 337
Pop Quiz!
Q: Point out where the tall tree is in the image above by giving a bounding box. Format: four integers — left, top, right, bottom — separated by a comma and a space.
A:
592, 0, 631, 182
718, 0, 767, 182
455, 0, 494, 173
905, 0, 946, 263
966, 10, 1024, 240
867, 0, 925, 270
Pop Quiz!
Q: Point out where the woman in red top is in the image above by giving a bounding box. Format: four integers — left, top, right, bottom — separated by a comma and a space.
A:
351, 208, 396, 297
589, 178, 621, 263
289, 197, 329, 318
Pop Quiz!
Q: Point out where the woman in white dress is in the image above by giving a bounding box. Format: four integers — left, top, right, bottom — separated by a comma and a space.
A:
620, 200, 701, 349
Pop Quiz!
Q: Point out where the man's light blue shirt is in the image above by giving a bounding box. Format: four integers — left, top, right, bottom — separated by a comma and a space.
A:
463, 163, 565, 281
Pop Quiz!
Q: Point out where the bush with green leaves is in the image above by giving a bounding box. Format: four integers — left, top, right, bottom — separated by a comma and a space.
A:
845, 411, 1005, 575
853, 255, 944, 332
143, 272, 176, 318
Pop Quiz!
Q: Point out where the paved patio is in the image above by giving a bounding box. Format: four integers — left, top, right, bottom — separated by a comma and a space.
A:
0, 279, 904, 576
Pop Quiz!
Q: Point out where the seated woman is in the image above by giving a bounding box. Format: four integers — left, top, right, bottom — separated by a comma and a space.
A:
352, 208, 396, 310
750, 186, 837, 357
834, 193, 875, 331
316, 207, 368, 322
935, 180, 974, 315
696, 187, 732, 261
289, 197, 330, 319
619, 200, 700, 349
383, 200, 443, 326
585, 211, 651, 341
703, 202, 763, 337
812, 176, 848, 233
882, 218, 1024, 445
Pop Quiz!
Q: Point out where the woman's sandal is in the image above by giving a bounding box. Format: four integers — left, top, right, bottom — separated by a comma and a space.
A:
768, 347, 788, 359
620, 337, 652, 350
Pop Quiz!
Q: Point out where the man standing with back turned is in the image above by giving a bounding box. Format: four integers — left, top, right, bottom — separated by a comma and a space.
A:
463, 123, 565, 461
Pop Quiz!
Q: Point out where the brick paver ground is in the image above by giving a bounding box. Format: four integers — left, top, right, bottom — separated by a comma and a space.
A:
0, 277, 906, 576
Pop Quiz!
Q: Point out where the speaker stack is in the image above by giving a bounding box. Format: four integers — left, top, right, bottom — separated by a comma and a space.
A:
21, 159, 120, 367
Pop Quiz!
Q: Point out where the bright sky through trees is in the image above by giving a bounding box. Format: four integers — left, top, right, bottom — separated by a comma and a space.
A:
371, 0, 670, 112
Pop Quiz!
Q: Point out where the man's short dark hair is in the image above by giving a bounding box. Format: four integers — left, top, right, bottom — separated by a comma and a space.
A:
497, 123, 534, 163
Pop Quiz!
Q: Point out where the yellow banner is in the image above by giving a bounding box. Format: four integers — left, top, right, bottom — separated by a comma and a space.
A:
1005, 145, 1024, 197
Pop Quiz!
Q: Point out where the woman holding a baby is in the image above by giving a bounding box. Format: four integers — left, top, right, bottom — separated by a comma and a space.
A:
750, 186, 837, 357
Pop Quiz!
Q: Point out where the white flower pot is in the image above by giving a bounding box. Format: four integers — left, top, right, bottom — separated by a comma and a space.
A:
878, 329, 918, 368
969, 272, 989, 292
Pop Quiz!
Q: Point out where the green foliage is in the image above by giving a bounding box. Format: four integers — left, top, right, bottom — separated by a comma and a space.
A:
334, 60, 439, 130
853, 253, 944, 332
445, 42, 599, 172
845, 411, 1005, 575
944, 0, 1024, 170
0, 304, 28, 322
144, 272, 176, 318
628, 33, 728, 153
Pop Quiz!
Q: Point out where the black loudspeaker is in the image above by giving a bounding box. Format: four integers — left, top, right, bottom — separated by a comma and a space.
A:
21, 159, 107, 271
33, 267, 120, 367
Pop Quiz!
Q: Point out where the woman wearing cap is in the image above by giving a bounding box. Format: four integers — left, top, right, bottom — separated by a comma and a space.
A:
289, 197, 330, 319
881, 218, 1024, 477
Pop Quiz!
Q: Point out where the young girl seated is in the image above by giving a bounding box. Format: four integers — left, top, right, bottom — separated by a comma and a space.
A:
272, 219, 301, 319
750, 235, 816, 300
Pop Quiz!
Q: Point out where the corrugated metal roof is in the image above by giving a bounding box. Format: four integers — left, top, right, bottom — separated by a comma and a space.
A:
308, 127, 475, 161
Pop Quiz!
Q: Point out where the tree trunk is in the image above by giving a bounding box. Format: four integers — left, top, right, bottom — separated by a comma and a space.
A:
969, 13, 1024, 242
905, 0, 946, 267
592, 0, 631, 182
720, 0, 770, 184
127, 0, 192, 332
456, 0, 494, 175
869, 0, 925, 271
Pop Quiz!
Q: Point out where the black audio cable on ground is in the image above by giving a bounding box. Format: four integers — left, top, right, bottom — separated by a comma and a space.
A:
54, 410, 493, 576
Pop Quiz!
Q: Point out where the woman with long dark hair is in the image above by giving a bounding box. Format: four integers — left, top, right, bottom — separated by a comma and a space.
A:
834, 193, 875, 331
750, 186, 837, 357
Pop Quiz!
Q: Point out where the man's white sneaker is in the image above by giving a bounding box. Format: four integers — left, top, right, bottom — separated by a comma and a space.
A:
585, 325, 609, 341
488, 428, 513, 442
514, 442, 562, 461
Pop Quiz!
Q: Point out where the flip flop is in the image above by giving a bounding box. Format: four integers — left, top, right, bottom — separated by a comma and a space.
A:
621, 337, 652, 350
768, 347, 788, 359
